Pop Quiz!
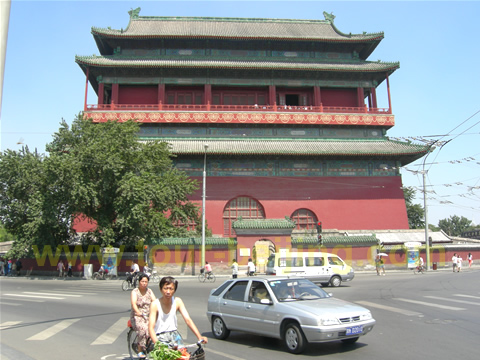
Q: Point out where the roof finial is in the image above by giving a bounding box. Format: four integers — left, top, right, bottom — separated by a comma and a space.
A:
323, 11, 335, 23
128, 7, 141, 19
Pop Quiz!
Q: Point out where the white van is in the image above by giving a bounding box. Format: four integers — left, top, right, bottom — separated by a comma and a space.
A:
266, 250, 354, 287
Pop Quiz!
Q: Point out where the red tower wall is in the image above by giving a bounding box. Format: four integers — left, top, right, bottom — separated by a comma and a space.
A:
319, 88, 358, 107
189, 176, 409, 235
118, 86, 158, 104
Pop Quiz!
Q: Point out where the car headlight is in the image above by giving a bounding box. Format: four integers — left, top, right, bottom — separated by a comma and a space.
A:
318, 316, 341, 326
360, 312, 372, 321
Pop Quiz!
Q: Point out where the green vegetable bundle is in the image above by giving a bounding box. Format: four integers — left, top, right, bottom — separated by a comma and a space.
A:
149, 342, 182, 360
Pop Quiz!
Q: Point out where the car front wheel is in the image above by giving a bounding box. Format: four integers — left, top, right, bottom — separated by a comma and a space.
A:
330, 275, 341, 287
284, 323, 307, 354
211, 316, 230, 340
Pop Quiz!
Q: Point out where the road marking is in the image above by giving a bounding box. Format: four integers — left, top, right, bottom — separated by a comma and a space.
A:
23, 292, 82, 297
91, 317, 128, 345
205, 347, 245, 360
454, 294, 480, 300
0, 321, 22, 330
0, 296, 45, 303
394, 298, 466, 311
0, 301, 20, 306
424, 296, 480, 306
355, 301, 422, 316
27, 318, 81, 340
4, 293, 65, 300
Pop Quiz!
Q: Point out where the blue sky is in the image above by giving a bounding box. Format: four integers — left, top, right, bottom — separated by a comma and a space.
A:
1, 1, 479, 227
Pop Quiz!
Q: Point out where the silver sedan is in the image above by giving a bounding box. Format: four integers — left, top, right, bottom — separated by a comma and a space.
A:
206, 276, 375, 354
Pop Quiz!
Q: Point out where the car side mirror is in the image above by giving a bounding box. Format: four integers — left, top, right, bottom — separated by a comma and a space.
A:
260, 298, 273, 305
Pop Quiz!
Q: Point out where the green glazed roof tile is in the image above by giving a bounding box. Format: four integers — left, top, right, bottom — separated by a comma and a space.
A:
149, 237, 237, 246
92, 15, 383, 42
157, 138, 428, 158
232, 217, 296, 230
292, 235, 378, 245
75, 55, 398, 72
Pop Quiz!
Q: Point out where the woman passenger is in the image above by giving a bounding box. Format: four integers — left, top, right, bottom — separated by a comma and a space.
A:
130, 273, 156, 358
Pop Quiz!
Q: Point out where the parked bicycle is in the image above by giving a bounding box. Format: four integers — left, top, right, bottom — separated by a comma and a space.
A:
122, 272, 140, 291
198, 268, 216, 283
127, 319, 206, 359
92, 269, 114, 280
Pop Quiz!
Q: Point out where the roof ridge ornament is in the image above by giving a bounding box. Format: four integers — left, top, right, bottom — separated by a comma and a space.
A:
128, 7, 141, 19
323, 11, 335, 23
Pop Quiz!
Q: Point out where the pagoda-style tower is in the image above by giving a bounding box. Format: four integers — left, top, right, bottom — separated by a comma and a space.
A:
76, 9, 428, 241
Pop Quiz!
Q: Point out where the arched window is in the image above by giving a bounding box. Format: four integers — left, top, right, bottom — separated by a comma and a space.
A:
223, 196, 265, 237
291, 209, 318, 231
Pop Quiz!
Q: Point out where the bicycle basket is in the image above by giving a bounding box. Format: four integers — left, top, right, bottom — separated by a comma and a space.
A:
200, 268, 204, 274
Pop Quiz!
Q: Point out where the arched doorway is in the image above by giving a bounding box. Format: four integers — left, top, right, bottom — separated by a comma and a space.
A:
253, 239, 276, 274
223, 196, 266, 237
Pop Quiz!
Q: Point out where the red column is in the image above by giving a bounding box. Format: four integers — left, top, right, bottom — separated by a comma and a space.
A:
84, 67, 89, 111
269, 85, 276, 107
158, 84, 165, 106
313, 86, 321, 107
371, 87, 377, 109
98, 83, 104, 106
204, 84, 212, 107
357, 87, 365, 108
112, 83, 119, 108
386, 73, 392, 114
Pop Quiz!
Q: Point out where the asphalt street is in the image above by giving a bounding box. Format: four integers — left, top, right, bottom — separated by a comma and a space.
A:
1, 267, 479, 360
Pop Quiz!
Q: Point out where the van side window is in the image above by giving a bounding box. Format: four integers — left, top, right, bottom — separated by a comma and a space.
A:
278, 257, 303, 267
306, 257, 323, 266
328, 256, 343, 266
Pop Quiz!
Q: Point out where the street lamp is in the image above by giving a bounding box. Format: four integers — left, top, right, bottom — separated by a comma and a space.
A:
201, 143, 208, 269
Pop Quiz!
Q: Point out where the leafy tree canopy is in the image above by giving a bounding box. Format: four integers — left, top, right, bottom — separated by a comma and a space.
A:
438, 215, 474, 236
403, 186, 425, 229
0, 115, 201, 256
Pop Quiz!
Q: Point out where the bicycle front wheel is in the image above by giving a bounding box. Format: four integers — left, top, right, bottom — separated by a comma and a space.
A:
208, 274, 216, 283
198, 274, 206, 282
122, 280, 130, 291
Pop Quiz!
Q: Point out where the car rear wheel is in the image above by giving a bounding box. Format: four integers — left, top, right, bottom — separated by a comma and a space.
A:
211, 316, 230, 340
330, 275, 341, 287
341, 336, 359, 344
284, 323, 307, 354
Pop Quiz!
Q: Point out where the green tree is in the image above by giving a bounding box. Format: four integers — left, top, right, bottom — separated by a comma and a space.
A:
438, 215, 473, 236
403, 186, 425, 229
46, 116, 200, 247
0, 146, 75, 258
0, 224, 15, 242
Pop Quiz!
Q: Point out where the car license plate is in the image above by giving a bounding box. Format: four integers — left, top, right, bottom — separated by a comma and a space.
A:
346, 325, 363, 335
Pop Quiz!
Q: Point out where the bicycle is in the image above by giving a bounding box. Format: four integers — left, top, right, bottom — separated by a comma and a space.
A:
413, 265, 425, 274
127, 319, 206, 360
92, 270, 115, 280
144, 266, 161, 284
198, 268, 216, 283
122, 272, 140, 291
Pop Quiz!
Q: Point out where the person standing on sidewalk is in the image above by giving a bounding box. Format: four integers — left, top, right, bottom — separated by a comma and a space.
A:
231, 259, 239, 279
457, 254, 463, 272
57, 260, 65, 277
452, 253, 457, 272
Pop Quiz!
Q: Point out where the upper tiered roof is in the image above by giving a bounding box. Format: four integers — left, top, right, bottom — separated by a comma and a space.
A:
91, 9, 383, 59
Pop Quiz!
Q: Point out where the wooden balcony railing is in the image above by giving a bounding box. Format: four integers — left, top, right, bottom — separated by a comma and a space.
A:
85, 103, 391, 114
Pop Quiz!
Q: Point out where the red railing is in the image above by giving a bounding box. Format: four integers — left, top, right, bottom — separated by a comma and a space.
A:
85, 103, 391, 114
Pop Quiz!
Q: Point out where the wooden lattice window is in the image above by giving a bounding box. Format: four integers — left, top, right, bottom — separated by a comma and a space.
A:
291, 209, 318, 231
223, 196, 265, 237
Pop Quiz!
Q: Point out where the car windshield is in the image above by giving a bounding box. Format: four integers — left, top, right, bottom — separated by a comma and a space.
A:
268, 279, 330, 301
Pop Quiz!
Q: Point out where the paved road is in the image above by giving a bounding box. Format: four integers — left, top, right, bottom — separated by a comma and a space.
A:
1, 268, 479, 360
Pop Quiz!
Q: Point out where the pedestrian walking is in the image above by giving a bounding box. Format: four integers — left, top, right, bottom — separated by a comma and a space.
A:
231, 259, 239, 279
468, 253, 473, 268
15, 259, 22, 276
452, 253, 457, 272
0, 258, 4, 276
57, 260, 65, 277
457, 254, 463, 272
